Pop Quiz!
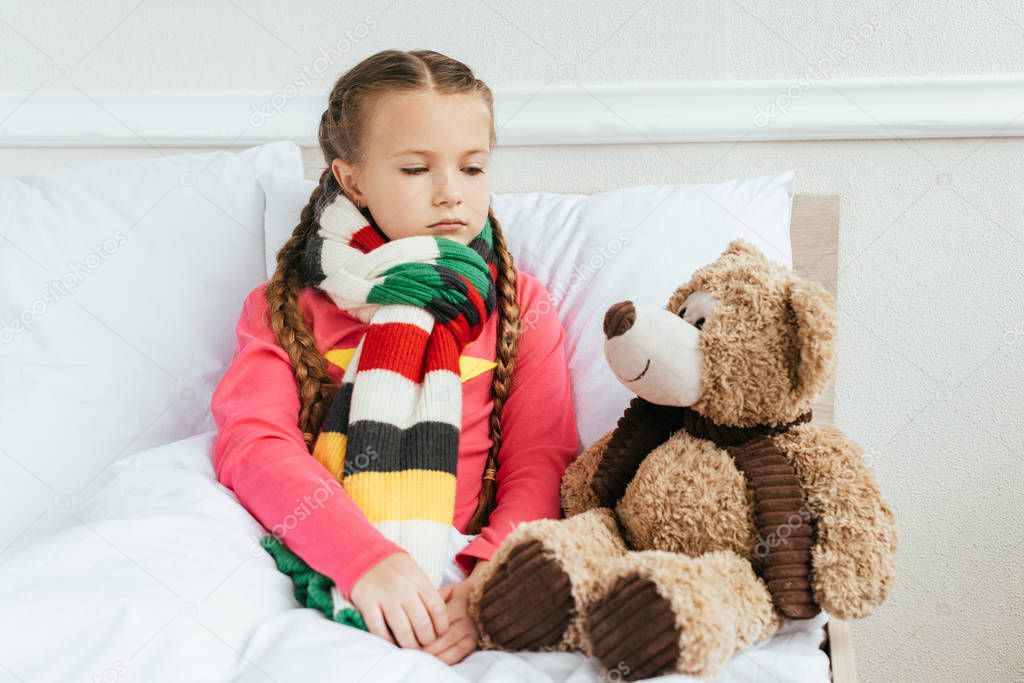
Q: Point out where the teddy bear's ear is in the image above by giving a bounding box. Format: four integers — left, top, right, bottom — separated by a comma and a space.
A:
786, 276, 838, 403
721, 238, 766, 262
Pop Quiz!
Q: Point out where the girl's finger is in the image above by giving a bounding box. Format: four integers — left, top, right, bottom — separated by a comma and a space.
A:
438, 632, 477, 665
381, 603, 419, 649
405, 598, 439, 646
428, 619, 471, 656
423, 620, 461, 656
421, 589, 450, 636
361, 605, 396, 646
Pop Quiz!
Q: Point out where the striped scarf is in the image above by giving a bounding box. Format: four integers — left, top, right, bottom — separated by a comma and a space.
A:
261, 189, 498, 628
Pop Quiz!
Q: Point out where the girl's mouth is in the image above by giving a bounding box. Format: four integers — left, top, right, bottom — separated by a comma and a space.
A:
428, 220, 465, 230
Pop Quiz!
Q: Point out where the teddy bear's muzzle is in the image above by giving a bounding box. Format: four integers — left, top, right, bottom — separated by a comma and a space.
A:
604, 305, 704, 408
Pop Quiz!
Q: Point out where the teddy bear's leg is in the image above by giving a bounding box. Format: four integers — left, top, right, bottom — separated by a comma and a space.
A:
774, 425, 898, 619
468, 507, 628, 652
583, 550, 780, 681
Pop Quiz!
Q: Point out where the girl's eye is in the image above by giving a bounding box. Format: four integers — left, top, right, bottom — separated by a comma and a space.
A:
677, 306, 687, 318
401, 167, 485, 175
694, 317, 706, 330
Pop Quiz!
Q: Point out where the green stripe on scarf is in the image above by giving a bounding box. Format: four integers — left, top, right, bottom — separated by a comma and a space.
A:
261, 534, 368, 630
437, 233, 494, 291
367, 261, 447, 307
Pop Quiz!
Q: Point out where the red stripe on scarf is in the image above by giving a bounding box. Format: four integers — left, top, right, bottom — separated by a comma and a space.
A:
440, 273, 487, 346
358, 323, 429, 383
461, 273, 488, 327
424, 327, 462, 376
349, 224, 386, 253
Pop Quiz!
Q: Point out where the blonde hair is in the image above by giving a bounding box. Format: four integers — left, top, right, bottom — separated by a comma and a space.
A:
265, 50, 520, 534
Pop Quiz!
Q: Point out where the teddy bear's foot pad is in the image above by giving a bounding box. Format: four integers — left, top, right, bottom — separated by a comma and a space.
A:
586, 573, 681, 681
477, 539, 575, 649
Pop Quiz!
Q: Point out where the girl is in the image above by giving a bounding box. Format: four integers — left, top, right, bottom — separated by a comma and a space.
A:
210, 49, 579, 666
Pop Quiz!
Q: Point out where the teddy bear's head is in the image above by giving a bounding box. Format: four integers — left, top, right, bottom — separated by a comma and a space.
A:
602, 239, 836, 427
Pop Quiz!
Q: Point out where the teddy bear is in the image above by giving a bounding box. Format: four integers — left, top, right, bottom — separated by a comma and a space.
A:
466, 239, 898, 681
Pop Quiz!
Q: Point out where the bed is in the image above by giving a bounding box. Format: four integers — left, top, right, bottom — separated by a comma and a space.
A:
790, 194, 858, 683
0, 138, 851, 681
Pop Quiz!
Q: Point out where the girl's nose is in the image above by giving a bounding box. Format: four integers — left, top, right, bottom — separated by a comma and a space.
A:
431, 171, 463, 205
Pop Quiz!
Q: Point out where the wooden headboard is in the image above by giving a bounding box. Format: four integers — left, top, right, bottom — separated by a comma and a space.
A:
790, 195, 839, 428
790, 194, 856, 683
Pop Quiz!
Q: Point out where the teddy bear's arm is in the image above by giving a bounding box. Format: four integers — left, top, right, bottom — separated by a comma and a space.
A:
566, 397, 688, 516
560, 429, 614, 517
774, 425, 898, 620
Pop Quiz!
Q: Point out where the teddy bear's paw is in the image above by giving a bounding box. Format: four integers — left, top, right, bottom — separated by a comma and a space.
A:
582, 550, 779, 681
476, 539, 576, 650
585, 572, 682, 681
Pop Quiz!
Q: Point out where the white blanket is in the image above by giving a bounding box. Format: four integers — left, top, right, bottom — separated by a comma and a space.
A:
0, 432, 830, 683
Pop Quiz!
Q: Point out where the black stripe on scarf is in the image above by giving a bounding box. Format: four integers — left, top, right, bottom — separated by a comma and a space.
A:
343, 420, 460, 477
319, 381, 352, 434
423, 267, 483, 328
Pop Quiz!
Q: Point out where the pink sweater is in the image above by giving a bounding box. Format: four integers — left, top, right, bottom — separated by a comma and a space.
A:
211, 266, 580, 600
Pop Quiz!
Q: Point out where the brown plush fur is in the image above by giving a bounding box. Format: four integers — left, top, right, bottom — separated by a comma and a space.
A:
665, 240, 837, 428
470, 239, 897, 680
559, 430, 609, 518
616, 430, 758, 562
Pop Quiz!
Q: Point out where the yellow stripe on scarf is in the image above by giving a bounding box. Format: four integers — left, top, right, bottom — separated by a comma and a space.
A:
325, 347, 496, 383
343, 469, 457, 524
312, 431, 347, 479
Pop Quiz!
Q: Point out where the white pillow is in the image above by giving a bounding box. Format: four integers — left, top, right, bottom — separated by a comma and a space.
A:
261, 171, 795, 450
0, 141, 305, 547
260, 172, 319, 278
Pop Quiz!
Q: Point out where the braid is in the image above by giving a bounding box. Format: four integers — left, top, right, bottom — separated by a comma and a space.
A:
265, 167, 340, 453
464, 208, 520, 535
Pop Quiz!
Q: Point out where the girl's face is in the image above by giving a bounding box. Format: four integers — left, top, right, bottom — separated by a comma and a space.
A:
331, 90, 493, 247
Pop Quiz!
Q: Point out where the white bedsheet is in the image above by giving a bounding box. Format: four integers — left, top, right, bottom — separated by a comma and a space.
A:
0, 432, 830, 683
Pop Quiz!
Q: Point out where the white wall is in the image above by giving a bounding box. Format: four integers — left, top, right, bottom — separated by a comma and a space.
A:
2, 2, 1022, 681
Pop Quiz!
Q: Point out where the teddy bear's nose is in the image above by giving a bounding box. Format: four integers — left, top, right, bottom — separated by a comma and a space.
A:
603, 300, 636, 339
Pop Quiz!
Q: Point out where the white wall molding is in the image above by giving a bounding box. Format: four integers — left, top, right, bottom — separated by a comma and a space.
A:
2, 74, 1022, 147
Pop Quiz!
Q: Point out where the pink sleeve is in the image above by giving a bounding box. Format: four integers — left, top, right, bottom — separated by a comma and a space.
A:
454, 274, 581, 575
210, 284, 406, 600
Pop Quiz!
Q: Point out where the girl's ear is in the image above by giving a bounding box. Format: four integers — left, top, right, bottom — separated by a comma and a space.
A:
786, 276, 837, 404
331, 158, 365, 206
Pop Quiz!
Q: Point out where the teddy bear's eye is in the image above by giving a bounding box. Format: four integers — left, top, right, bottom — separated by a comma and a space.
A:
694, 317, 706, 330
677, 307, 687, 318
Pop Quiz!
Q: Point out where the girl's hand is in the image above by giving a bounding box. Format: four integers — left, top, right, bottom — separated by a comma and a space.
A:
349, 552, 450, 649
424, 560, 490, 665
